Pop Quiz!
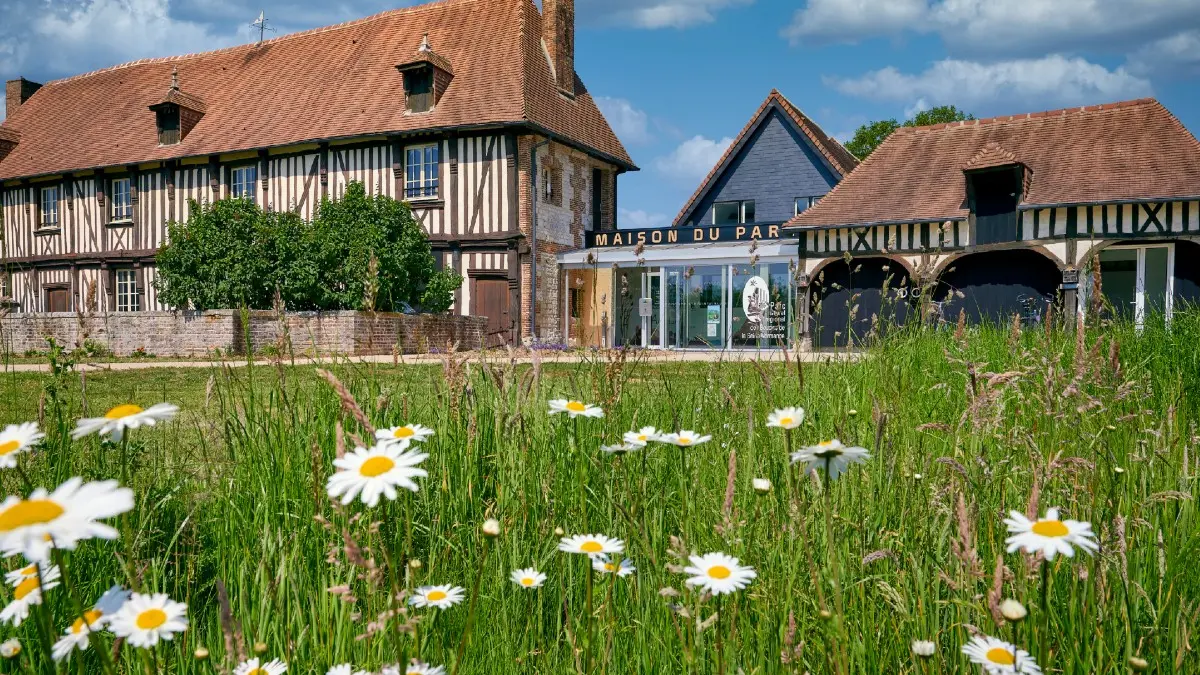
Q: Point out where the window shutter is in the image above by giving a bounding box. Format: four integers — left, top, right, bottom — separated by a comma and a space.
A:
129, 169, 140, 228
30, 186, 41, 229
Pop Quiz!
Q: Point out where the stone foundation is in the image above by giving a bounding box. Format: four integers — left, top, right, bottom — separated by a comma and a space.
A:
0, 310, 486, 357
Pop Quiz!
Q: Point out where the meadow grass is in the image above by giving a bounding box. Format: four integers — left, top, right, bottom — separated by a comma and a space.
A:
0, 312, 1198, 674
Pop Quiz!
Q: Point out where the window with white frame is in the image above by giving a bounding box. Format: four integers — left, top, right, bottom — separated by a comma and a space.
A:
115, 269, 139, 312
795, 196, 823, 216
231, 166, 258, 203
111, 178, 132, 221
405, 144, 439, 199
713, 200, 755, 225
0, 273, 9, 299
39, 186, 58, 228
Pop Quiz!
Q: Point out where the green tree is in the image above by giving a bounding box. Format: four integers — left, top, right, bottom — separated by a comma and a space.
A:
845, 105, 975, 159
309, 181, 461, 312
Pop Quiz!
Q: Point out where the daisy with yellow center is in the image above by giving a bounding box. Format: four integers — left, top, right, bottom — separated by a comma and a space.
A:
1, 564, 60, 626
683, 552, 756, 596
0, 423, 43, 469
374, 424, 435, 445
790, 439, 871, 480
548, 399, 604, 419
623, 426, 661, 448
658, 430, 712, 447
509, 567, 546, 589
766, 407, 805, 430
72, 403, 179, 442
0, 478, 134, 563
0, 638, 18, 658
382, 662, 445, 675
600, 443, 637, 455
326, 443, 428, 508
1004, 508, 1098, 560
235, 657, 288, 675
591, 555, 635, 578
558, 534, 624, 557
961, 635, 1041, 674
408, 585, 465, 610
4, 563, 39, 586
108, 592, 188, 648
50, 585, 129, 662
327, 666, 370, 675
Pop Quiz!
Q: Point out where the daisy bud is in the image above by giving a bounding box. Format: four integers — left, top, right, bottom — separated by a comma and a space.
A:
818, 609, 833, 621
1128, 656, 1149, 671
1105, 424, 1117, 431
913, 473, 923, 481
848, 409, 858, 417
193, 647, 210, 661
999, 598, 1027, 622
752, 478, 771, 494
1113, 466, 1125, 476
554, 527, 565, 537
408, 559, 423, 570
0, 639, 20, 659
482, 519, 501, 537
253, 642, 267, 655
911, 640, 935, 657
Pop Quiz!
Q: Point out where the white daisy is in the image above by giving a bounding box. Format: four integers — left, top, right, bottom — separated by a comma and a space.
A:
407, 585, 465, 610
600, 443, 637, 455
71, 403, 179, 442
49, 585, 128, 662
5, 562, 40, 586
1, 564, 60, 626
790, 440, 871, 480
383, 662, 446, 675
547, 399, 604, 419
0, 638, 19, 658
108, 592, 188, 648
0, 478, 134, 563
558, 534, 624, 557
235, 657, 287, 675
1004, 508, 1098, 561
766, 407, 805, 430
327, 666, 370, 675
623, 427, 661, 447
683, 552, 756, 596
658, 430, 712, 447
591, 555, 635, 577
326, 443, 428, 508
510, 567, 546, 589
752, 478, 772, 494
0, 423, 43, 469
912, 640, 936, 657
961, 635, 1041, 674
375, 424, 435, 445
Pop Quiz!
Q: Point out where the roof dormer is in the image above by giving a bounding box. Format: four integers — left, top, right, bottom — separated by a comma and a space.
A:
0, 127, 19, 163
147, 67, 207, 146
395, 34, 454, 114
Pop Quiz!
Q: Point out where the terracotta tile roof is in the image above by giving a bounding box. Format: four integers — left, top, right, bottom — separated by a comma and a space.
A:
397, 33, 454, 75
155, 87, 208, 114
0, 127, 18, 144
672, 89, 857, 226
0, 0, 633, 181
788, 98, 1200, 229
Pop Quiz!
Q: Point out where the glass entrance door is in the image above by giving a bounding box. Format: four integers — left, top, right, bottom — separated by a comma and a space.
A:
1098, 244, 1174, 329
641, 271, 665, 349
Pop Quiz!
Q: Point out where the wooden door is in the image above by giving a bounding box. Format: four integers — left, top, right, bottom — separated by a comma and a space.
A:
45, 288, 69, 313
473, 277, 512, 347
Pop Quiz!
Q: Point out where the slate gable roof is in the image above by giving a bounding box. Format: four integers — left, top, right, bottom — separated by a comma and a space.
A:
0, 0, 633, 181
672, 90, 858, 227
787, 98, 1200, 229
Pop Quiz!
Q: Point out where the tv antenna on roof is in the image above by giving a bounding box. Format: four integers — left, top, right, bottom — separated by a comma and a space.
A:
251, 10, 275, 46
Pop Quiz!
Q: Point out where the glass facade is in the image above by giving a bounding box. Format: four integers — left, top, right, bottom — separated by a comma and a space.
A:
611, 263, 794, 349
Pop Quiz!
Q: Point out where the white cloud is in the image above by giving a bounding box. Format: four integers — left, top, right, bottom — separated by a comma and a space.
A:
784, 0, 1200, 58
582, 0, 754, 29
1129, 30, 1200, 78
654, 135, 734, 181
595, 96, 653, 145
903, 97, 930, 119
619, 208, 671, 229
829, 55, 1153, 110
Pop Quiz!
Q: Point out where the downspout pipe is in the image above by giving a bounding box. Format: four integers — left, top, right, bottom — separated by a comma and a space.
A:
529, 138, 551, 342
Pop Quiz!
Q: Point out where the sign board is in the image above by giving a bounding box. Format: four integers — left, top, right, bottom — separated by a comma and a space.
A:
587, 224, 785, 249
638, 298, 653, 318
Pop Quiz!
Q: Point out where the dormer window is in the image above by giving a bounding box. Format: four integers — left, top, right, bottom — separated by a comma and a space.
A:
148, 67, 206, 146
963, 142, 1025, 245
396, 34, 454, 115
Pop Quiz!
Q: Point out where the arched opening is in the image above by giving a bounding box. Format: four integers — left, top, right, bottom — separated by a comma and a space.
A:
1172, 240, 1200, 310
809, 257, 915, 349
933, 249, 1061, 326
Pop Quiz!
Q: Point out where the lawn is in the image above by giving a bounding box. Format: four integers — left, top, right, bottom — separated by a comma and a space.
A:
0, 314, 1197, 674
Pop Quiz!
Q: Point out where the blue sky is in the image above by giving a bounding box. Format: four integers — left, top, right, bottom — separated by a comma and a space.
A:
2, 1, 1198, 229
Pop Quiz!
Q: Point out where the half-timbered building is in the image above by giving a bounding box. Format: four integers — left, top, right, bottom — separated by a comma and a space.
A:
0, 0, 633, 345
557, 90, 855, 349
787, 98, 1200, 349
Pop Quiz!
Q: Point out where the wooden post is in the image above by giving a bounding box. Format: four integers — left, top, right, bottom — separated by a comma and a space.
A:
1062, 268, 1079, 332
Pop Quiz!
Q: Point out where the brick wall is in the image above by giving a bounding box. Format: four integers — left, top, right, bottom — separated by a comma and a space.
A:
0, 310, 485, 357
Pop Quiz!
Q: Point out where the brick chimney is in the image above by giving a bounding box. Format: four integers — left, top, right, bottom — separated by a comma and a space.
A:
542, 0, 575, 96
5, 78, 42, 118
